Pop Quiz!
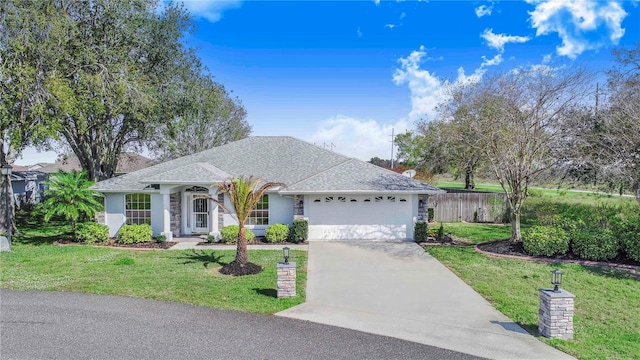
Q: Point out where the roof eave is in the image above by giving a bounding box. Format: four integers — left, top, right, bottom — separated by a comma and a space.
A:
278, 189, 444, 195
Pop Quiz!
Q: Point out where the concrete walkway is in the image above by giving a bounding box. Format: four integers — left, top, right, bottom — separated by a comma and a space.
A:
277, 241, 574, 360
168, 237, 309, 251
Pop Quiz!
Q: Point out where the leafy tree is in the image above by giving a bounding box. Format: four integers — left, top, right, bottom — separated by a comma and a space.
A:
369, 157, 392, 169
2, 0, 248, 181
211, 176, 282, 276
1, 0, 63, 234
445, 68, 589, 241
150, 74, 250, 160
38, 171, 104, 240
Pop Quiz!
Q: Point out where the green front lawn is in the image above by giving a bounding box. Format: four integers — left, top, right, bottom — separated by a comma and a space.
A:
429, 223, 640, 360
1, 215, 306, 314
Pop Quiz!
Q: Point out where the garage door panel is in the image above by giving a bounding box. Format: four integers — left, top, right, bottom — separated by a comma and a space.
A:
308, 225, 407, 240
307, 195, 413, 240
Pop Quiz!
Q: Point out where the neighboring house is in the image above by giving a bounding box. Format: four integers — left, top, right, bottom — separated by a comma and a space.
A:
91, 137, 444, 241
10, 170, 48, 207
38, 152, 156, 175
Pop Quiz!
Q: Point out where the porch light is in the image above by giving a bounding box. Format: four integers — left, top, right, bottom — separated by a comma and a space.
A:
0, 164, 11, 176
283, 247, 290, 264
551, 270, 563, 292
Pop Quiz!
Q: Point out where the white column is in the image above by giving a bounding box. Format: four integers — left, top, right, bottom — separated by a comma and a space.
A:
209, 187, 219, 237
161, 192, 173, 241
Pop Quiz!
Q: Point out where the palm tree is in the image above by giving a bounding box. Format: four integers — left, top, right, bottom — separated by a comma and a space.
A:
212, 176, 282, 275
39, 170, 103, 240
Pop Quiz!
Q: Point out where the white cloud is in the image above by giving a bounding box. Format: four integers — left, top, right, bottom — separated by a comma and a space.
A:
308, 116, 409, 161
542, 53, 552, 63
475, 4, 493, 17
177, 0, 242, 23
481, 28, 531, 52
385, 24, 396, 29
373, 0, 381, 5
357, 27, 363, 38
392, 46, 484, 120
527, 0, 627, 58
481, 53, 503, 67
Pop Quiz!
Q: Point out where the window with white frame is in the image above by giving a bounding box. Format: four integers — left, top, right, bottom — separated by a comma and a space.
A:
247, 195, 269, 225
125, 193, 151, 225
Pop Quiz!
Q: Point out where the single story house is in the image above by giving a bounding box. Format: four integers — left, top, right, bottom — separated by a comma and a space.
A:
10, 170, 48, 207
91, 136, 443, 241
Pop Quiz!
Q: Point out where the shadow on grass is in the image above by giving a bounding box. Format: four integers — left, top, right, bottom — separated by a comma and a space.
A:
14, 211, 71, 245
581, 264, 640, 281
253, 288, 277, 298
180, 249, 229, 268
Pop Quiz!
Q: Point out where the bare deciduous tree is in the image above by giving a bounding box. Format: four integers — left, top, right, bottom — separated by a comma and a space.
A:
446, 67, 589, 241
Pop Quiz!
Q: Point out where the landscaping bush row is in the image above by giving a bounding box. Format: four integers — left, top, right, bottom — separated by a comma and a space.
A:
218, 219, 309, 244
522, 202, 640, 262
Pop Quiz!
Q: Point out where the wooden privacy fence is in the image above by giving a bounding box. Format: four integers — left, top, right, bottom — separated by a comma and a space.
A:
429, 190, 507, 223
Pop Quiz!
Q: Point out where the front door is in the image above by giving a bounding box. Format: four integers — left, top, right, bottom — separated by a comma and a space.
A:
192, 197, 209, 233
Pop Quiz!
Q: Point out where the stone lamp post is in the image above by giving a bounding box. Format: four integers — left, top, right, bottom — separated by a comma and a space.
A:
539, 270, 574, 340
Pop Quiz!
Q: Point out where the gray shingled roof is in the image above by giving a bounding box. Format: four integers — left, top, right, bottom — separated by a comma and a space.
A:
92, 136, 442, 194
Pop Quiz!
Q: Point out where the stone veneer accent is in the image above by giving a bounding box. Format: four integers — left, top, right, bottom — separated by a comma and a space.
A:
170, 192, 181, 237
217, 193, 224, 228
94, 211, 105, 224
293, 195, 304, 219
277, 262, 296, 298
417, 194, 428, 222
539, 289, 575, 340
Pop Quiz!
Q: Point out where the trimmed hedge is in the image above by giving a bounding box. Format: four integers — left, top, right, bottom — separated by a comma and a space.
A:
288, 219, 308, 244
265, 224, 289, 243
76, 222, 110, 244
117, 224, 153, 244
220, 225, 255, 244
523, 226, 569, 257
414, 222, 429, 242
570, 228, 619, 261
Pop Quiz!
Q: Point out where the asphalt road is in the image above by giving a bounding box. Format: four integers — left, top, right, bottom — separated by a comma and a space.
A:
1, 290, 484, 360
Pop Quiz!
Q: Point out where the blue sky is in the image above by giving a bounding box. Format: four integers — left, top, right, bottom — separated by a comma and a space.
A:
17, 0, 640, 165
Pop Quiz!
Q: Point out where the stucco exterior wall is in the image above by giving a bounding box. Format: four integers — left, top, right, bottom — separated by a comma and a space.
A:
104, 193, 126, 237
150, 193, 163, 236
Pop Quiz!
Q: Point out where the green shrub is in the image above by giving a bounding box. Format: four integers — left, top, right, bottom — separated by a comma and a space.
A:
414, 222, 429, 242
206, 234, 217, 243
265, 223, 289, 243
76, 222, 110, 244
570, 228, 619, 261
437, 223, 445, 241
523, 226, 569, 257
427, 208, 435, 222
288, 219, 308, 244
220, 225, 255, 244
117, 224, 153, 244
617, 212, 640, 262
155, 234, 167, 244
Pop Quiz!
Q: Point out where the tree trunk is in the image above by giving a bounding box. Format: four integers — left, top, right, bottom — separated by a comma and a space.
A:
235, 223, 248, 265
465, 167, 475, 190
510, 211, 522, 242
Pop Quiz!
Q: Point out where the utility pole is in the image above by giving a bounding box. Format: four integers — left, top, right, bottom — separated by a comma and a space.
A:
390, 128, 395, 169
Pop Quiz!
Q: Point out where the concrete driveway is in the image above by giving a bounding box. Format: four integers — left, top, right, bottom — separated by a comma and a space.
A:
277, 241, 574, 360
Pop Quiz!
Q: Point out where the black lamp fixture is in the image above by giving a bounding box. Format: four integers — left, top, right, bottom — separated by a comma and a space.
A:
283, 247, 290, 264
551, 269, 563, 292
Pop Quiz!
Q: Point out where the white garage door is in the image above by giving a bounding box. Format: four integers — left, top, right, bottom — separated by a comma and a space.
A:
307, 195, 413, 240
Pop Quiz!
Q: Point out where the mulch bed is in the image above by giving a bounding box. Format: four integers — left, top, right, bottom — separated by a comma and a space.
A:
417, 235, 475, 247
56, 239, 177, 250
197, 236, 307, 246
476, 239, 640, 271
219, 261, 263, 276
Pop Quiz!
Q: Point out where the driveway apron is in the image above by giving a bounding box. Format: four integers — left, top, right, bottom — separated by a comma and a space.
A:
277, 241, 574, 360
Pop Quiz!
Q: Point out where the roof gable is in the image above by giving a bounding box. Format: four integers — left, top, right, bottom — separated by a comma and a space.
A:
91, 136, 441, 194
